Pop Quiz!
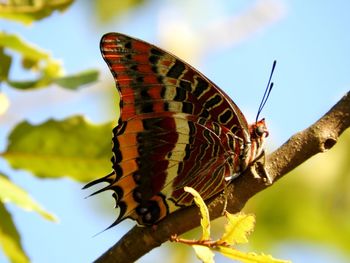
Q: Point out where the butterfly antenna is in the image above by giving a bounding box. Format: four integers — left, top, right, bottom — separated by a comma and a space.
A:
256, 60, 276, 123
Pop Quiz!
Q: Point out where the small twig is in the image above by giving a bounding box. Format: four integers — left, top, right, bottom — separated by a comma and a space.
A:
170, 234, 229, 248
94, 91, 350, 263
170, 235, 215, 247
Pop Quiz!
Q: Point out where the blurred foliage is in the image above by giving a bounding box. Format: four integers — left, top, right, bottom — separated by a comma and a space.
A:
0, 31, 99, 90
0, 196, 29, 263
1, 116, 113, 182
0, 171, 56, 263
0, 115, 113, 262
53, 69, 99, 90
92, 0, 146, 24
0, 173, 56, 221
0, 0, 74, 25
244, 129, 350, 256
0, 1, 102, 262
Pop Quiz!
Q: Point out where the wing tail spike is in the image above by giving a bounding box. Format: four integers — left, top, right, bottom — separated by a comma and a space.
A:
92, 217, 127, 238
82, 171, 116, 190
85, 184, 115, 199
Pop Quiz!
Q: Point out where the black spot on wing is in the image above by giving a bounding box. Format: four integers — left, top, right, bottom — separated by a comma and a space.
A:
184, 144, 191, 160
150, 48, 164, 56
219, 109, 233, 124
179, 80, 192, 91
140, 88, 151, 100
193, 77, 209, 97
199, 109, 209, 119
124, 41, 132, 49
167, 60, 186, 79
174, 87, 187, 101
140, 102, 153, 113
182, 102, 193, 114
204, 94, 222, 109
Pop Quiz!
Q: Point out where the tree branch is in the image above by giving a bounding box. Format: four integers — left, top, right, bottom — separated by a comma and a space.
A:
94, 91, 350, 263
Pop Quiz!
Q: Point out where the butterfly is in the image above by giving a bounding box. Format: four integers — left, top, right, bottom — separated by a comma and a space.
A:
84, 32, 272, 227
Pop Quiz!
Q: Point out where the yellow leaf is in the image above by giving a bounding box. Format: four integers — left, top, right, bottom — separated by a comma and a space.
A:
0, 202, 30, 263
0, 174, 57, 222
220, 212, 255, 245
192, 245, 215, 263
214, 246, 291, 263
184, 186, 211, 240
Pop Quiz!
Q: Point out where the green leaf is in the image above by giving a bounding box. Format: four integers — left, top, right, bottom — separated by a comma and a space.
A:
0, 48, 12, 81
192, 245, 215, 263
0, 202, 30, 263
0, 173, 57, 222
0, 32, 50, 61
0, 0, 74, 25
7, 66, 98, 90
214, 246, 291, 263
7, 58, 63, 90
184, 186, 211, 240
220, 212, 255, 245
0, 32, 64, 89
54, 69, 99, 89
0, 32, 97, 90
2, 116, 113, 182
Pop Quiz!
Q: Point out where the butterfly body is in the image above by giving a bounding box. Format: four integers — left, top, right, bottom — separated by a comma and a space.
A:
84, 33, 268, 226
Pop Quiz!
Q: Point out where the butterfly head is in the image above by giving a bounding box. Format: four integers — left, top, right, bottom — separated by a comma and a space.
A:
251, 118, 269, 138
248, 118, 269, 160
248, 60, 275, 161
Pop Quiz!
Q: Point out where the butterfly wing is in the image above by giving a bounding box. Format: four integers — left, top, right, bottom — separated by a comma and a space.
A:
85, 32, 252, 226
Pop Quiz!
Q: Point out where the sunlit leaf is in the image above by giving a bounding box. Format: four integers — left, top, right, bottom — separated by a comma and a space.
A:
7, 58, 63, 90
184, 186, 211, 240
0, 202, 29, 263
54, 69, 99, 89
192, 245, 215, 263
0, 32, 50, 61
0, 0, 74, 25
2, 116, 112, 182
8, 68, 99, 90
0, 173, 56, 221
220, 212, 255, 245
0, 32, 63, 89
0, 32, 97, 90
171, 207, 290, 262
214, 246, 290, 263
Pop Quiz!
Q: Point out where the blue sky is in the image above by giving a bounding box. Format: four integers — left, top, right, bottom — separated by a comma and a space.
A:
1, 0, 350, 262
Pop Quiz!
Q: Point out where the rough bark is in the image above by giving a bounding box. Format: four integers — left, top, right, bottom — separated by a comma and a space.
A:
94, 91, 350, 263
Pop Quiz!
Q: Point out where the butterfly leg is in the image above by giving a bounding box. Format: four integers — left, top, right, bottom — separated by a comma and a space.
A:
250, 152, 273, 185
221, 183, 229, 215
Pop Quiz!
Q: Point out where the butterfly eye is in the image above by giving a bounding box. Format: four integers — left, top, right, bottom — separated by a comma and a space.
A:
255, 126, 266, 137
